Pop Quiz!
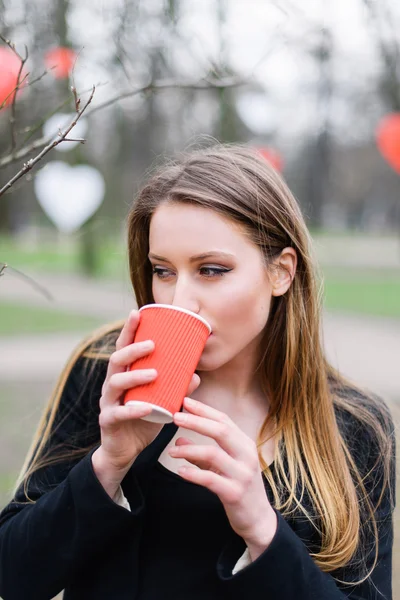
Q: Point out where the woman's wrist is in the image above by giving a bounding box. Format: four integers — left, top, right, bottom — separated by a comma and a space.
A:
243, 506, 278, 562
91, 447, 135, 500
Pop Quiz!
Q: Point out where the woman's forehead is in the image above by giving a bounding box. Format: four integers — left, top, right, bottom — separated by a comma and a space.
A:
149, 203, 250, 252
150, 202, 244, 233
150, 203, 244, 243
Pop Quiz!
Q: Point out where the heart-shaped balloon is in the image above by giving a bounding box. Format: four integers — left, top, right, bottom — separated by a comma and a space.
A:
43, 112, 88, 153
376, 113, 400, 174
44, 47, 77, 79
34, 162, 105, 233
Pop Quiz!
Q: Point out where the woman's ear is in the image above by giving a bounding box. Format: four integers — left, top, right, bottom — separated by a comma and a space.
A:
271, 247, 297, 297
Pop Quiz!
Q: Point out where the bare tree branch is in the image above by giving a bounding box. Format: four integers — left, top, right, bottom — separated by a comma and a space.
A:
0, 33, 29, 151
0, 73, 29, 111
71, 86, 81, 112
0, 33, 20, 55
87, 74, 245, 116
0, 262, 53, 301
18, 81, 108, 148
0, 135, 58, 169
0, 86, 96, 197
26, 66, 56, 88
10, 46, 28, 151
0, 69, 56, 113
0, 75, 244, 170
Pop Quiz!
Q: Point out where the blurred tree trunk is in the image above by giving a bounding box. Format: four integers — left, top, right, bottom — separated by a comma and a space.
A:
306, 129, 331, 227
306, 28, 333, 228
215, 0, 244, 142
362, 0, 400, 111
362, 0, 400, 240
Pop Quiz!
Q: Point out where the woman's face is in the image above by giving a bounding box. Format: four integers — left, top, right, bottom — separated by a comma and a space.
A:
148, 202, 275, 371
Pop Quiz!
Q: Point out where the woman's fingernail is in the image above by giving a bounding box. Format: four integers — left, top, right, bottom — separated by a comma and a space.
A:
142, 340, 154, 350
168, 447, 179, 455
144, 369, 157, 379
185, 397, 194, 406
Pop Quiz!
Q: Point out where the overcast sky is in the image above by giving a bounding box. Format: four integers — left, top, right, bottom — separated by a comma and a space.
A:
5, 0, 400, 146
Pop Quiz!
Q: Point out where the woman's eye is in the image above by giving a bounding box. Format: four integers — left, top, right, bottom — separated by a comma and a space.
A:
200, 267, 231, 277
151, 265, 232, 279
152, 266, 171, 279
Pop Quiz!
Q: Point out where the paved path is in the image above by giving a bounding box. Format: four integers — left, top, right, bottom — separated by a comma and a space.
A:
1, 271, 399, 400
323, 312, 400, 400
0, 271, 136, 319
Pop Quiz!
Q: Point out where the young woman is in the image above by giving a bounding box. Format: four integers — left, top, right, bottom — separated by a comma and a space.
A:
0, 144, 395, 600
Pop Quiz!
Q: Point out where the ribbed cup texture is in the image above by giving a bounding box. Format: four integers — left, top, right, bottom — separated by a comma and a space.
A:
124, 306, 210, 414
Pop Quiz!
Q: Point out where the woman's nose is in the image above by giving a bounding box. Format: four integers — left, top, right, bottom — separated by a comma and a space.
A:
171, 279, 200, 315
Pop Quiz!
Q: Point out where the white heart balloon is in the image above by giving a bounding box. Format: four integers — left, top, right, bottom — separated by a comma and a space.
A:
34, 161, 105, 233
43, 112, 88, 152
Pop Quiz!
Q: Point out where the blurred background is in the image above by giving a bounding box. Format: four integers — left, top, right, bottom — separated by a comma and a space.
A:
1, 0, 400, 597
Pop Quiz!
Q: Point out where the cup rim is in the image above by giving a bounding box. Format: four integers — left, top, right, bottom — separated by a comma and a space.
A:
139, 303, 212, 333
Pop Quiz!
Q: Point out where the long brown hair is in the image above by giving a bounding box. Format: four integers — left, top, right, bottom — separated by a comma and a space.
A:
17, 143, 394, 583
126, 143, 395, 580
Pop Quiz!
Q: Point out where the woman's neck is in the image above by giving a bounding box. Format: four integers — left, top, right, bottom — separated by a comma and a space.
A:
193, 357, 268, 422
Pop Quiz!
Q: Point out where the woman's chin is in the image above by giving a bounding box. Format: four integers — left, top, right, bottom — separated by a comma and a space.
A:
196, 352, 228, 372
196, 356, 215, 372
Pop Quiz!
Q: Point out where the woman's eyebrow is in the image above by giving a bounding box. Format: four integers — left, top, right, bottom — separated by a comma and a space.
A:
148, 251, 235, 263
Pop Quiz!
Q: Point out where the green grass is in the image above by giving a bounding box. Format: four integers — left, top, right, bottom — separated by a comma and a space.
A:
322, 268, 400, 318
0, 301, 105, 336
0, 234, 128, 279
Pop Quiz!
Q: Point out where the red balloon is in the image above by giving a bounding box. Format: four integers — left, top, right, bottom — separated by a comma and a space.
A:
256, 147, 283, 172
45, 47, 77, 79
0, 47, 27, 108
376, 113, 400, 173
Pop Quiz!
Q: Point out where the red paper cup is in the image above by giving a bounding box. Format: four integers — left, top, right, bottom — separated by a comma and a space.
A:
124, 304, 212, 423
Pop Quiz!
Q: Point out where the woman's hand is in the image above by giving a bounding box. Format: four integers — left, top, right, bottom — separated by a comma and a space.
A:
92, 310, 200, 497
169, 398, 277, 561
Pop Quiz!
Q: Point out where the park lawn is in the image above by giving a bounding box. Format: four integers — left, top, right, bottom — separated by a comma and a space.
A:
322, 268, 400, 318
0, 301, 105, 336
0, 235, 127, 279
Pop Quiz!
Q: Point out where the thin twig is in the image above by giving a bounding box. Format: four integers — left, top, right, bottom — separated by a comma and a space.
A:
0, 86, 96, 197
0, 262, 53, 301
0, 66, 59, 141
0, 33, 29, 151
71, 86, 81, 112
0, 72, 29, 111
0, 33, 18, 53
0, 135, 56, 168
18, 82, 107, 148
85, 75, 245, 116
26, 66, 56, 88
10, 46, 28, 151
0, 76, 243, 169
62, 137, 86, 143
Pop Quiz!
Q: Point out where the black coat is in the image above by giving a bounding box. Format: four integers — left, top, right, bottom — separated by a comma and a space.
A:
0, 341, 396, 600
